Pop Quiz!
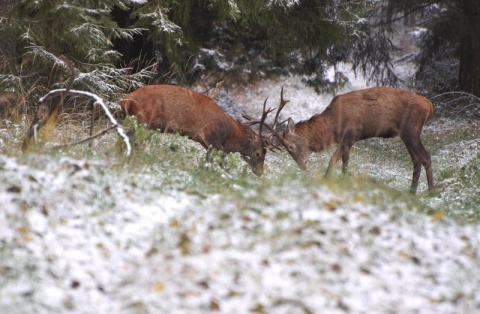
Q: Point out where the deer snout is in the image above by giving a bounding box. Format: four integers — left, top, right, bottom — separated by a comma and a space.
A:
242, 155, 264, 176
296, 158, 309, 171
299, 162, 308, 171
252, 164, 264, 176
286, 149, 309, 171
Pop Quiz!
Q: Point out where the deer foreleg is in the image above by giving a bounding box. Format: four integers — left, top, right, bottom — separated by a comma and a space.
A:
329, 131, 354, 175
206, 145, 214, 163
325, 146, 343, 176
341, 138, 354, 174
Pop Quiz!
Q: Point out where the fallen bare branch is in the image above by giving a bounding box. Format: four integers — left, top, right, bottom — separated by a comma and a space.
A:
22, 88, 131, 155
430, 91, 480, 103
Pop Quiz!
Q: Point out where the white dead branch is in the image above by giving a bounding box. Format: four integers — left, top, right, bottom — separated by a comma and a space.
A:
23, 89, 131, 155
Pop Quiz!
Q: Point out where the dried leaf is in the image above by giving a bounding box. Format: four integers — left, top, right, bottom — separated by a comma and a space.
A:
325, 200, 337, 211
331, 263, 342, 273
354, 194, 364, 202
7, 185, 21, 193
398, 250, 410, 259
250, 304, 265, 313
178, 232, 190, 255
210, 298, 220, 311
431, 211, 445, 221
153, 282, 165, 292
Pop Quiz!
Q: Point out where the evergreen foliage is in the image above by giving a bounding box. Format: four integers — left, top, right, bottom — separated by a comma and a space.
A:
187, 0, 378, 91
0, 0, 154, 102
1, 0, 480, 108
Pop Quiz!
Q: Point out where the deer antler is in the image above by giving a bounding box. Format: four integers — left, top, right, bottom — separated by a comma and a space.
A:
271, 87, 290, 131
242, 97, 278, 150
242, 88, 292, 151
259, 97, 276, 136
242, 97, 275, 130
261, 87, 291, 151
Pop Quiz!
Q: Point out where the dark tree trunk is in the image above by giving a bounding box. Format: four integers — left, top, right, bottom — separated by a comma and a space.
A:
459, 0, 480, 96
0, 0, 16, 66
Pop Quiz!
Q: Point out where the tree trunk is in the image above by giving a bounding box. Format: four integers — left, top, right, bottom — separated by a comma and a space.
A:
0, 0, 16, 66
459, 0, 480, 96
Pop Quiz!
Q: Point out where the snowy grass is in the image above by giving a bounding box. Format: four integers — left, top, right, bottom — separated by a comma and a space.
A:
0, 77, 479, 313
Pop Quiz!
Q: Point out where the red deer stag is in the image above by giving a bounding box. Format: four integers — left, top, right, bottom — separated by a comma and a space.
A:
120, 85, 270, 176
271, 87, 434, 194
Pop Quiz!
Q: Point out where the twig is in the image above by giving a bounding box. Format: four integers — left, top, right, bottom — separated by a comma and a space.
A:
273, 298, 314, 314
430, 91, 480, 103
48, 124, 119, 151
371, 3, 435, 27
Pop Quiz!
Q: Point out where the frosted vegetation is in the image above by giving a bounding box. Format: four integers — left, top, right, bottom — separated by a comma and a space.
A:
0, 76, 479, 313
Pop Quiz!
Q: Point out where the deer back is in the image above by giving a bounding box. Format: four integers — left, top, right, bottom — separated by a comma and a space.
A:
120, 85, 239, 148
325, 87, 434, 141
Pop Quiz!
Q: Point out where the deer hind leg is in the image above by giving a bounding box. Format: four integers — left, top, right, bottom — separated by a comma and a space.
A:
419, 141, 434, 193
402, 134, 433, 194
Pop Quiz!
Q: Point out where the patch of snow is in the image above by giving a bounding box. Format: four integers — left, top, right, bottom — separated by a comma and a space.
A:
1, 152, 479, 313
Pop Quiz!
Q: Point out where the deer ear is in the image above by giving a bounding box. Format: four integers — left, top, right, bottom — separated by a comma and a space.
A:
286, 118, 295, 135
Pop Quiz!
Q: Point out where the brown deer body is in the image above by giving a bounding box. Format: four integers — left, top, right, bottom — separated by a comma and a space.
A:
120, 85, 267, 175
279, 87, 434, 194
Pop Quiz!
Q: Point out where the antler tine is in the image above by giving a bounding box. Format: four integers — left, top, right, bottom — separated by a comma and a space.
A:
242, 112, 257, 125
265, 133, 284, 151
259, 120, 290, 151
259, 97, 275, 136
242, 97, 274, 131
272, 86, 290, 130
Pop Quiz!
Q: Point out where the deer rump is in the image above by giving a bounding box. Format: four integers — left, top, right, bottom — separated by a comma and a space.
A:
325, 87, 434, 142
120, 85, 234, 150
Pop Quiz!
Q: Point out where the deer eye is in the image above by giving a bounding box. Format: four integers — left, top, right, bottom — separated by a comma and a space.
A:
255, 151, 261, 158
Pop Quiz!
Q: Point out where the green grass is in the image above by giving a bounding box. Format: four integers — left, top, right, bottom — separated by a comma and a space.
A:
115, 121, 443, 224
1, 114, 479, 224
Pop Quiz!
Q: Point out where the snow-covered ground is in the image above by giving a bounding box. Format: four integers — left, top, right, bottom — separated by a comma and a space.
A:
0, 152, 479, 314
1, 73, 479, 314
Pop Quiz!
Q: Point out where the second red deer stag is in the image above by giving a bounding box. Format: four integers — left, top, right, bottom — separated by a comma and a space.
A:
120, 85, 269, 176
272, 87, 434, 194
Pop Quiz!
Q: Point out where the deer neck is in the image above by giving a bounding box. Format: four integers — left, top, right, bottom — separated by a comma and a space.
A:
224, 120, 250, 154
297, 114, 333, 152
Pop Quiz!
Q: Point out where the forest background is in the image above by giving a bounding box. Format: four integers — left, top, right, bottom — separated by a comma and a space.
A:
1, 0, 480, 113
